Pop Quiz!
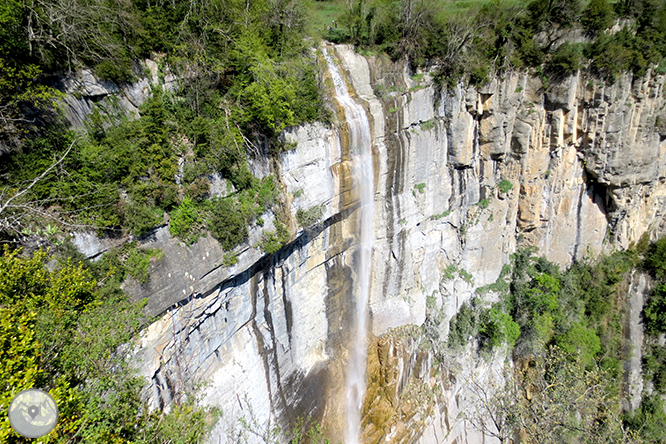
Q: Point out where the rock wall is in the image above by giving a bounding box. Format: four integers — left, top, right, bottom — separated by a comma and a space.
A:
56, 59, 178, 129
125, 44, 666, 443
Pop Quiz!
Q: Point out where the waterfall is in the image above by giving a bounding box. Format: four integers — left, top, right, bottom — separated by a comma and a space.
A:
322, 46, 375, 444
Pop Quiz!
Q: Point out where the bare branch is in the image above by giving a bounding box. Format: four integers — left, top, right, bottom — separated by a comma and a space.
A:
0, 138, 75, 217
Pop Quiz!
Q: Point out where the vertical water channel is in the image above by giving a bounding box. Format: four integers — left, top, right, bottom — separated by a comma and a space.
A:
322, 47, 375, 444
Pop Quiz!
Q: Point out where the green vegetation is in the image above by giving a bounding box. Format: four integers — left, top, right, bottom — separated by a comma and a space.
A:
448, 297, 519, 351
0, 247, 212, 443
448, 301, 479, 349
442, 264, 474, 284
431, 210, 452, 220
223, 252, 239, 267
259, 221, 290, 254
209, 198, 249, 251
640, 237, 666, 402
444, 239, 666, 442
317, 0, 666, 86
125, 246, 163, 284
170, 197, 201, 244
419, 120, 435, 131
3, 0, 666, 244
497, 179, 513, 194
624, 394, 666, 444
4, 0, 666, 439
296, 205, 325, 227
0, 0, 327, 249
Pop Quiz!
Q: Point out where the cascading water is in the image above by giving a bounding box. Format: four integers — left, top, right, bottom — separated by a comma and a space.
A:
322, 46, 375, 444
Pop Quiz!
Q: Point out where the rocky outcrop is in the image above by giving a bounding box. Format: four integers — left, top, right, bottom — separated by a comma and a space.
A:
56, 60, 178, 129
624, 270, 651, 412
122, 44, 666, 443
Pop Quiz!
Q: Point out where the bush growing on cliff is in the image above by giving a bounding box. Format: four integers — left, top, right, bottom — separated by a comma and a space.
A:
0, 247, 212, 443
448, 302, 479, 349
581, 0, 615, 34
296, 205, 325, 227
624, 395, 666, 444
260, 221, 290, 254
209, 198, 248, 251
546, 42, 583, 79
479, 307, 521, 350
497, 179, 513, 194
170, 197, 202, 244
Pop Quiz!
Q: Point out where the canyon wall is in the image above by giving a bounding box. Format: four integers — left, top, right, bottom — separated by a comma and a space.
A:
68, 44, 666, 442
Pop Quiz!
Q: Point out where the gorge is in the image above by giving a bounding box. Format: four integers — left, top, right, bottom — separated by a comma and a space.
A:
60, 42, 666, 443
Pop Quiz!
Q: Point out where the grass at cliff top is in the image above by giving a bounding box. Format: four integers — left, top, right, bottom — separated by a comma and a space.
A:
440, 0, 522, 15
309, 0, 525, 43
312, 1, 344, 31
310, 0, 525, 29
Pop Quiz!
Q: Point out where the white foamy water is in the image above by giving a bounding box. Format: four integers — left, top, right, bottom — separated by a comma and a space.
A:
322, 46, 375, 444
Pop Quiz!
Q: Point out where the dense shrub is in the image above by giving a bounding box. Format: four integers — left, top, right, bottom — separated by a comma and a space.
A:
479, 307, 521, 350
448, 302, 479, 349
645, 237, 666, 280
0, 247, 211, 443
169, 197, 201, 244
644, 284, 666, 335
208, 198, 248, 251
297, 205, 325, 227
581, 0, 615, 34
546, 43, 582, 78
124, 203, 162, 237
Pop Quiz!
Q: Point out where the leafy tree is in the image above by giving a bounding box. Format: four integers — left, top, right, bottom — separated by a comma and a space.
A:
21, 0, 139, 76
209, 198, 248, 250
0, 247, 212, 443
582, 0, 615, 34
546, 42, 582, 79
479, 307, 520, 350
527, 0, 583, 30
468, 347, 631, 444
644, 284, 666, 335
645, 236, 666, 280
555, 321, 601, 368
624, 395, 666, 443
170, 197, 201, 244
448, 302, 478, 349
0, 0, 60, 153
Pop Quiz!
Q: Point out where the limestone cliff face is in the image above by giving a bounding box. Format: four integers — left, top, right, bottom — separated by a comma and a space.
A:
121, 45, 666, 443
57, 60, 177, 129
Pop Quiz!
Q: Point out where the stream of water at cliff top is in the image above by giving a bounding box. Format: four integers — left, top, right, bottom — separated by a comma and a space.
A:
322, 46, 375, 444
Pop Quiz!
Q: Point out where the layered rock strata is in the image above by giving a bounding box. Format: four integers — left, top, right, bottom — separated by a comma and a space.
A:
121, 45, 666, 443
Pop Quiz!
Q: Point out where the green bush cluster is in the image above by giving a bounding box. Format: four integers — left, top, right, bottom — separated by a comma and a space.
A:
330, 0, 666, 86
208, 198, 249, 251
624, 395, 666, 444
448, 298, 519, 351
169, 197, 201, 244
446, 239, 666, 440
296, 205, 325, 227
448, 302, 479, 349
450, 245, 641, 380
640, 236, 666, 405
505, 247, 636, 373
0, 0, 327, 244
260, 221, 290, 254
0, 247, 212, 443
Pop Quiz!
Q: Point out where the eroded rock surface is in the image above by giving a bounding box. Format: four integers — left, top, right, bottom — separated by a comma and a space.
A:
123, 45, 666, 443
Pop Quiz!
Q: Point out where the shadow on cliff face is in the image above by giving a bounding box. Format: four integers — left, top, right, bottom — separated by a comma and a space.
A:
282, 364, 330, 432
584, 169, 614, 214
